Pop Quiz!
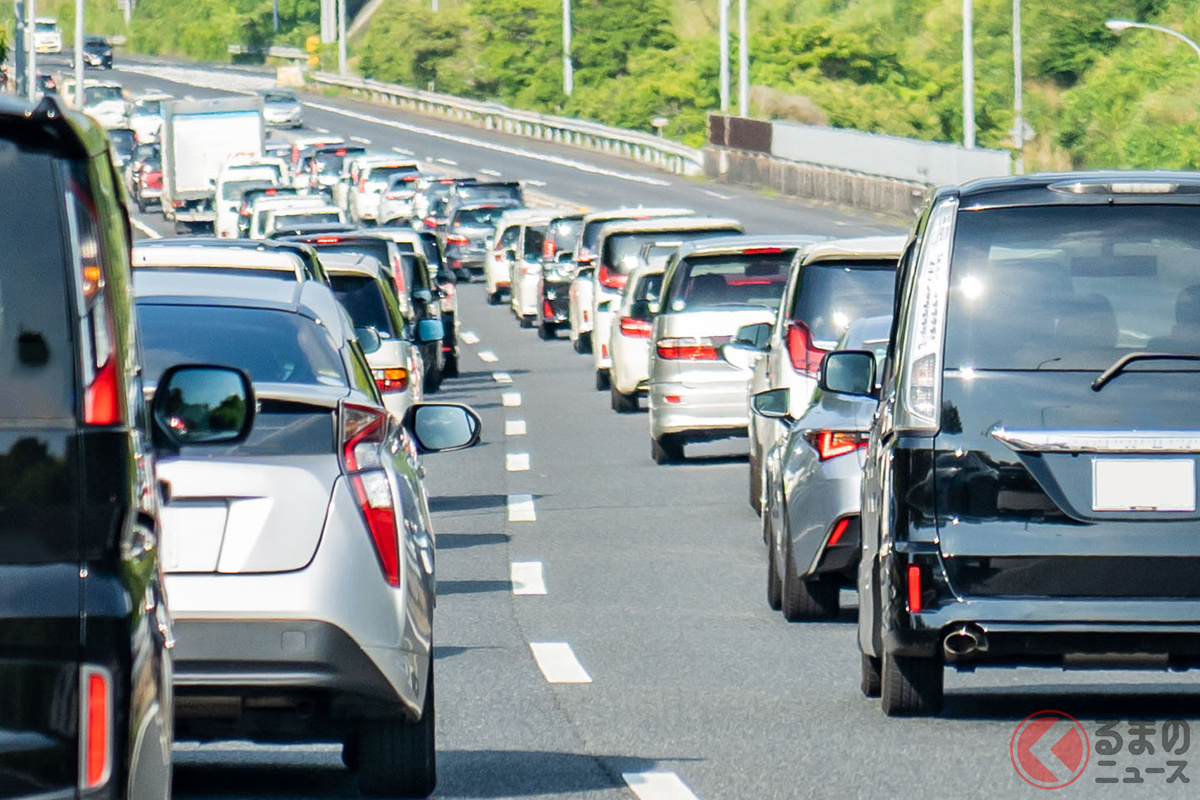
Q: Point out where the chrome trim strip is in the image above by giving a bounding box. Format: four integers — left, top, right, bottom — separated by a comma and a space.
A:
991, 428, 1200, 453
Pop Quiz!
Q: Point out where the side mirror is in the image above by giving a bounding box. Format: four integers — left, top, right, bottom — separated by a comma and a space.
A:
722, 341, 765, 372
436, 270, 457, 285
404, 402, 482, 453
504, 249, 517, 263
412, 288, 434, 305
734, 322, 772, 351
597, 300, 612, 314
751, 388, 791, 421
356, 326, 382, 355
819, 350, 876, 397
151, 365, 255, 448
556, 251, 574, 263
415, 317, 445, 343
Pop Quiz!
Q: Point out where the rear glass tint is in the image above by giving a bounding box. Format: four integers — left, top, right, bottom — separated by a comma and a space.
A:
791, 260, 896, 346
454, 207, 508, 228
456, 184, 521, 204
629, 273, 664, 319
945, 205, 1200, 371
0, 148, 73, 419
667, 250, 793, 311
549, 218, 582, 251
604, 229, 739, 273
312, 241, 389, 266
329, 274, 397, 337
524, 226, 546, 259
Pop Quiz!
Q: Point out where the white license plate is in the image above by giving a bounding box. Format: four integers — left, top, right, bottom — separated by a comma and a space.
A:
1092, 458, 1196, 512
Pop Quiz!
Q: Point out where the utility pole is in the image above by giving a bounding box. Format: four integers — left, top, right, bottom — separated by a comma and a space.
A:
337, 0, 346, 75
962, 0, 975, 149
737, 0, 748, 116
73, 0, 83, 108
273, 0, 279, 33
13, 0, 27, 97
1012, 0, 1023, 172
562, 0, 572, 96
718, 0, 729, 112
25, 0, 36, 102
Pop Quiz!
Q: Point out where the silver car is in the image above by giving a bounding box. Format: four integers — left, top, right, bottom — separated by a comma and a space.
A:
647, 235, 824, 464
608, 263, 665, 412
755, 315, 891, 620
134, 269, 480, 798
260, 87, 303, 128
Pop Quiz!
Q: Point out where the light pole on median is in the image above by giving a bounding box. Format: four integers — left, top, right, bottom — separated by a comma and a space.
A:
1012, 0, 1023, 173
718, 0, 729, 112
962, 0, 975, 149
73, 0, 83, 108
562, 0, 572, 96
1106, 19, 1200, 63
737, 0, 748, 116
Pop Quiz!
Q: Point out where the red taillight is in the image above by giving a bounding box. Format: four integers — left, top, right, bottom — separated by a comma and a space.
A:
907, 564, 923, 613
80, 666, 112, 790
597, 264, 628, 290
266, 187, 278, 195
424, 217, 440, 228
807, 430, 868, 460
341, 404, 400, 586
827, 517, 851, 547
543, 299, 555, 318
543, 240, 556, 259
358, 178, 367, 191
144, 172, 162, 190
84, 357, 120, 426
743, 247, 784, 254
656, 337, 718, 360
446, 234, 469, 246
619, 316, 652, 338
315, 237, 341, 244
577, 253, 594, 266
786, 320, 829, 377
373, 367, 409, 393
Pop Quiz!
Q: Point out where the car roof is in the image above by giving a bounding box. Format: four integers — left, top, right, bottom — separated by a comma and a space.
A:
628, 262, 666, 282
133, 241, 309, 277
676, 233, 828, 260
581, 207, 694, 224
252, 195, 331, 211
354, 156, 419, 169
949, 170, 1200, 209
272, 205, 341, 215
597, 216, 744, 238
800, 235, 908, 263
320, 251, 388, 278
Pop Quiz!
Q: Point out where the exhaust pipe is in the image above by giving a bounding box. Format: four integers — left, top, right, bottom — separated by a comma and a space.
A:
943, 625, 987, 658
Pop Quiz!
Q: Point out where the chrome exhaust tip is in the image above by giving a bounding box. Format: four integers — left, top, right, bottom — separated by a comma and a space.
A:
943, 625, 987, 658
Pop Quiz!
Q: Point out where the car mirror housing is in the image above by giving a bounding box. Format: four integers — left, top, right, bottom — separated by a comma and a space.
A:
404, 403, 482, 453
751, 388, 792, 421
734, 321, 772, 351
722, 341, 764, 372
151, 365, 255, 448
415, 317, 445, 344
355, 326, 382, 355
597, 300, 613, 314
819, 350, 877, 397
412, 288, 434, 305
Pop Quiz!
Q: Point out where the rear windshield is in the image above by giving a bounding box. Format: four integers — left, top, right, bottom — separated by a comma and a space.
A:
262, 91, 296, 103
314, 147, 365, 174
311, 241, 389, 266
666, 250, 793, 311
456, 184, 521, 204
0, 149, 73, 419
524, 226, 546, 259
134, 100, 162, 116
604, 229, 739, 273
549, 218, 581, 251
85, 86, 122, 104
223, 180, 274, 201
792, 260, 897, 346
365, 165, 416, 184
329, 275, 398, 338
34, 21, 57, 32
108, 130, 135, 152
629, 273, 664, 320
138, 305, 347, 387
945, 205, 1200, 371
274, 212, 341, 228
453, 207, 508, 227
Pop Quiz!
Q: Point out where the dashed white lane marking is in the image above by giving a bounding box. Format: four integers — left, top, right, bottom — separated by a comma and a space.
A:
529, 642, 591, 683
501, 392, 522, 408
461, 331, 480, 345
507, 493, 537, 522
510, 561, 547, 596
505, 419, 527, 436
130, 218, 163, 239
506, 452, 530, 472
702, 189, 733, 201
478, 350, 499, 363
436, 157, 459, 166
492, 371, 513, 384
392, 146, 415, 155
479, 168, 502, 177
350, 135, 372, 144
526, 179, 547, 187
622, 772, 702, 800
314, 126, 330, 134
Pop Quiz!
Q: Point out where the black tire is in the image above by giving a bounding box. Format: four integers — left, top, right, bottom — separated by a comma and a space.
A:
860, 652, 882, 698
136, 197, 147, 214
487, 291, 501, 306
610, 384, 638, 413
442, 352, 459, 379
538, 322, 557, 341
357, 665, 437, 797
765, 515, 782, 611
749, 445, 763, 516
594, 369, 610, 391
573, 332, 592, 354
781, 537, 839, 621
519, 314, 533, 329
423, 362, 442, 394
880, 651, 944, 716
651, 434, 684, 465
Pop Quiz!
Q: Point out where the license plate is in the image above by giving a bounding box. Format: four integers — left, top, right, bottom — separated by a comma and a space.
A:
1092, 458, 1196, 512
160, 502, 228, 572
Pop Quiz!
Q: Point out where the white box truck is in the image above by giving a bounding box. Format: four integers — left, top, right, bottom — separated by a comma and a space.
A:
161, 97, 263, 232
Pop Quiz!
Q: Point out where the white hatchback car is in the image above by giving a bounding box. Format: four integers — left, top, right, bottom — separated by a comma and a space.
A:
486, 208, 544, 303
346, 157, 420, 223
216, 164, 283, 238
249, 195, 338, 239
608, 263, 665, 413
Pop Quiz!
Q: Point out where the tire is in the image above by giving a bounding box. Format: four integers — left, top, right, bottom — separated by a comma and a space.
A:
573, 333, 592, 354
748, 445, 763, 516
442, 352, 459, 379
880, 652, 944, 717
357, 665, 437, 797
860, 652, 882, 698
594, 369, 610, 391
423, 362, 442, 394
651, 434, 684, 465
610, 384, 638, 413
487, 291, 501, 306
538, 322, 557, 341
781, 537, 839, 621
136, 196, 147, 214
519, 315, 533, 329
765, 513, 782, 611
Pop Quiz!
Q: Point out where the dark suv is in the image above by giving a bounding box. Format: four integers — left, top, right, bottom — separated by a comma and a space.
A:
0, 95, 252, 797
825, 172, 1200, 716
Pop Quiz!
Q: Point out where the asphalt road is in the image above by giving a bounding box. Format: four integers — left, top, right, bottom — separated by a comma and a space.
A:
69, 58, 1200, 799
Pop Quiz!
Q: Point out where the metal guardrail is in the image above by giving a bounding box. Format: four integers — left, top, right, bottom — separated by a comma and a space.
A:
307, 71, 704, 177
227, 44, 308, 61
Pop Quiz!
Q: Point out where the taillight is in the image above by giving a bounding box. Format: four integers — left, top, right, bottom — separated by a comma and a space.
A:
577, 253, 594, 266
805, 430, 868, 460
358, 178, 367, 191
446, 234, 469, 246
543, 240, 556, 259
907, 564, 924, 613
340, 404, 400, 586
786, 320, 829, 377
145, 172, 162, 190
79, 666, 112, 790
656, 337, 718, 360
543, 299, 554, 319
84, 357, 121, 425
424, 217, 440, 228
619, 316, 652, 338
827, 517, 852, 547
597, 264, 627, 290
373, 367, 409, 393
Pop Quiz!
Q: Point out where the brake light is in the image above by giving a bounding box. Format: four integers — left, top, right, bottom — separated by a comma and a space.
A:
786, 320, 829, 377
577, 252, 594, 266
446, 234, 469, 246
358, 178, 367, 191
907, 564, 923, 613
543, 240, 556, 259
79, 666, 112, 790
145, 172, 162, 190
266, 188, 278, 195
656, 337, 718, 360
619, 316, 652, 338
827, 517, 851, 547
424, 217, 440, 228
373, 368, 409, 393
805, 430, 868, 460
743, 247, 784, 254
340, 404, 400, 587
543, 299, 554, 319
597, 264, 627, 290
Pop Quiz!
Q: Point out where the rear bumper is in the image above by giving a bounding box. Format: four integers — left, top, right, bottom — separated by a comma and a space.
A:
541, 282, 570, 322
649, 379, 752, 438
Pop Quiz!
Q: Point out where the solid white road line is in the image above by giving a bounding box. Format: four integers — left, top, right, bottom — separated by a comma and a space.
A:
314, 126, 330, 134
460, 331, 480, 345
350, 135, 372, 144
437, 157, 459, 166
505, 419, 527, 436
702, 189, 733, 201
391, 146, 415, 155
529, 642, 591, 684
622, 772, 702, 800
526, 179, 547, 187
507, 493, 537, 522
478, 351, 499, 363
492, 371, 513, 384
506, 453, 530, 472
130, 218, 163, 240
302, 101, 672, 187
479, 168, 502, 177
510, 561, 547, 596
501, 392, 522, 408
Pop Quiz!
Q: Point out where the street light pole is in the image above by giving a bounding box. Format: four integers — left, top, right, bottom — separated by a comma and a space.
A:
337, 0, 346, 75
962, 0, 975, 149
737, 0, 748, 116
718, 0, 729, 112
74, 0, 83, 108
562, 0, 572, 96
1012, 0, 1023, 173
1106, 19, 1200, 63
26, 0, 36, 102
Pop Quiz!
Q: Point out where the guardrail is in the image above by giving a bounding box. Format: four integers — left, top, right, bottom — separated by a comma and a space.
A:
227, 44, 308, 61
306, 71, 704, 177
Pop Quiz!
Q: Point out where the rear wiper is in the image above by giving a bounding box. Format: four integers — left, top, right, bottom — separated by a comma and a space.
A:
1092, 352, 1200, 392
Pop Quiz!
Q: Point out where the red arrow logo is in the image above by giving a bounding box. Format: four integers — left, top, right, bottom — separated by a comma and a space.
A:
1011, 710, 1090, 789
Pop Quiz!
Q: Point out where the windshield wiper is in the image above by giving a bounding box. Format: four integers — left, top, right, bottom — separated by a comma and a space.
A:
1092, 352, 1200, 392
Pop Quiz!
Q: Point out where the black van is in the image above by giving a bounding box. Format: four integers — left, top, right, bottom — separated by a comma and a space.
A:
824, 172, 1200, 715
0, 95, 253, 796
